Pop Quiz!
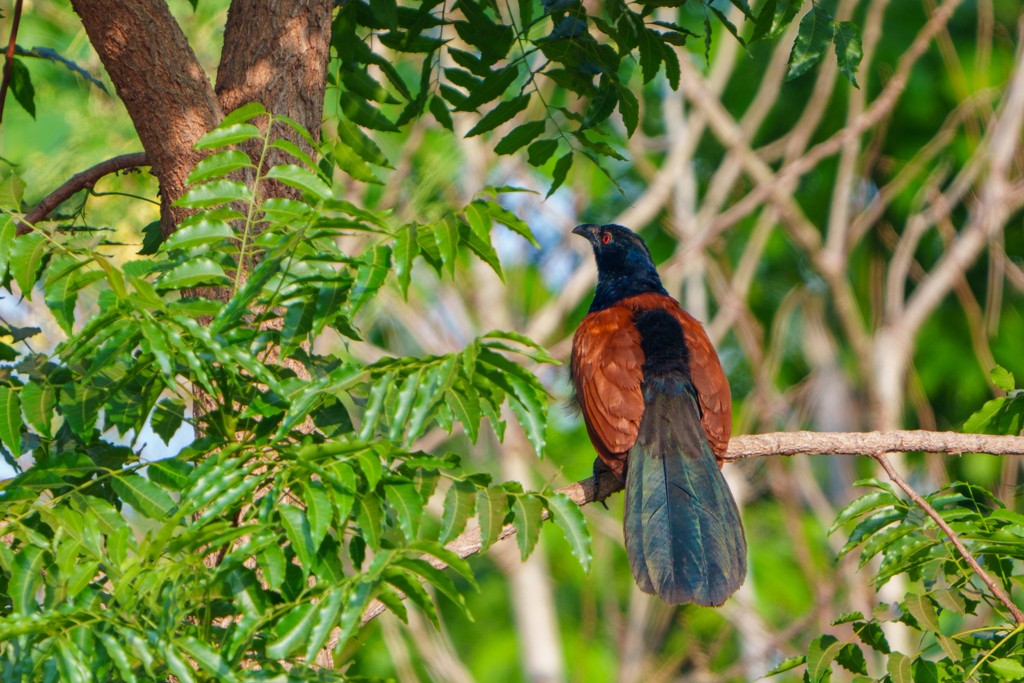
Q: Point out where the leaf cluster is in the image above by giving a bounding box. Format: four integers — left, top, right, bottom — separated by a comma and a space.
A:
0, 106, 589, 678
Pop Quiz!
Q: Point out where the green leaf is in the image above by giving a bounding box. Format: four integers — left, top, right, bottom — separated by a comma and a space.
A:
833, 20, 863, 87
9, 59, 36, 118
340, 92, 399, 132
265, 164, 332, 201
155, 257, 231, 290
280, 504, 316, 572
337, 118, 392, 168
991, 365, 1016, 392
303, 481, 333, 549
435, 217, 459, 277
305, 588, 345, 661
393, 224, 418, 297
59, 382, 101, 438
174, 179, 253, 208
195, 123, 261, 150
830, 490, 900, 534
161, 217, 235, 251
0, 386, 22, 458
807, 634, 842, 681
429, 95, 454, 131
219, 101, 269, 127
12, 232, 47, 297
527, 139, 559, 167
177, 637, 238, 682
494, 120, 546, 155
786, 6, 836, 81
513, 494, 544, 560
854, 620, 890, 654
904, 593, 941, 633
385, 482, 423, 540
466, 94, 531, 137
990, 658, 1024, 680
887, 652, 912, 683
148, 458, 192, 491
547, 152, 574, 198
112, 474, 176, 519
765, 654, 806, 677
477, 485, 508, 552
545, 493, 591, 571
151, 398, 185, 445
267, 603, 317, 659
187, 149, 253, 184
346, 244, 392, 316
836, 643, 867, 675
751, 0, 778, 42
20, 380, 54, 437
281, 298, 316, 356
440, 480, 477, 543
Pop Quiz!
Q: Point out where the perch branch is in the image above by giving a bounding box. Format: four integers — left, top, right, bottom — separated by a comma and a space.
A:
16, 152, 149, 234
360, 429, 1024, 624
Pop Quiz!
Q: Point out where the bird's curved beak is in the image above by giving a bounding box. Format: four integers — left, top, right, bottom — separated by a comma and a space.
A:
572, 224, 598, 242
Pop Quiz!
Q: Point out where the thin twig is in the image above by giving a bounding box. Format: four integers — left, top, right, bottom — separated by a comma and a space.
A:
16, 152, 149, 234
873, 451, 1024, 625
0, 0, 24, 126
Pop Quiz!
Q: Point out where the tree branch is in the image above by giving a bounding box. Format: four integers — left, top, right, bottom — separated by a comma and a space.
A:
873, 451, 1024, 625
359, 429, 1024, 625
15, 152, 148, 235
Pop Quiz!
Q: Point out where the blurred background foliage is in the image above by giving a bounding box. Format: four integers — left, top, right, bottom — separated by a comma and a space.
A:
2, 0, 1024, 681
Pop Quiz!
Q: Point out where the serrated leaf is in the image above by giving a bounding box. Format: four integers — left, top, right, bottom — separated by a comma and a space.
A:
266, 602, 317, 659
429, 95, 454, 131
904, 593, 941, 633
148, 459, 192, 491
833, 20, 863, 87
807, 634, 842, 681
545, 492, 591, 571
0, 387, 22, 458
281, 297, 316, 356
830, 490, 900, 534
174, 179, 253, 208
513, 494, 544, 560
527, 138, 559, 167
9, 59, 35, 118
187, 149, 253, 184
265, 164, 332, 201
836, 643, 867, 675
12, 232, 46, 297
547, 152, 573, 198
440, 480, 477, 543
340, 92, 399, 132
161, 217, 235, 251
787, 6, 836, 81
112, 474, 175, 519
887, 652, 912, 683
305, 588, 345, 661
466, 94, 531, 137
195, 123, 261, 150
151, 398, 185, 445
19, 381, 54, 437
991, 365, 1016, 393
990, 658, 1024, 680
765, 654, 806, 677
280, 504, 316, 571
479, 485, 512, 548
155, 257, 230, 290
494, 120, 546, 155
385, 482, 423, 540
337, 118, 392, 168
303, 481, 332, 550
854, 620, 890, 653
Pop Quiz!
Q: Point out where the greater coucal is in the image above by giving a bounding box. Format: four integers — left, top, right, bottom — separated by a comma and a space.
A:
570, 223, 746, 606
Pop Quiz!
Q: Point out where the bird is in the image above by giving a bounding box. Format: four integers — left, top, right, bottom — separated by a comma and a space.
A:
569, 223, 746, 606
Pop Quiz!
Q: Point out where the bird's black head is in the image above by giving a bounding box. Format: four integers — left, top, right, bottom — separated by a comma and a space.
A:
573, 223, 667, 311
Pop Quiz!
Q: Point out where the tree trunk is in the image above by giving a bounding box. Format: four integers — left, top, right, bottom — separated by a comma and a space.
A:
70, 0, 222, 236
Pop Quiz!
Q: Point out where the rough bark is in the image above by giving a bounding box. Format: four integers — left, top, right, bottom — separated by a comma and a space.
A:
70, 0, 222, 236
216, 0, 333, 167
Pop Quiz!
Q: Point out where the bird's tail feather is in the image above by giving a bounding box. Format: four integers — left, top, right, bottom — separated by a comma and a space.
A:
624, 375, 747, 606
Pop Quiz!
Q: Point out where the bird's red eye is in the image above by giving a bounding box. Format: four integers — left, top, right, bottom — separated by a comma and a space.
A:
601, 232, 612, 245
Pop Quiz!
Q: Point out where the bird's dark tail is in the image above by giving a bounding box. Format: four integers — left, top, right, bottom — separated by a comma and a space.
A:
624, 374, 747, 606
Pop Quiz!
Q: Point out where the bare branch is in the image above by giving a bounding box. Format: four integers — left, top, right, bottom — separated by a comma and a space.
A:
358, 429, 1024, 626
16, 152, 149, 235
